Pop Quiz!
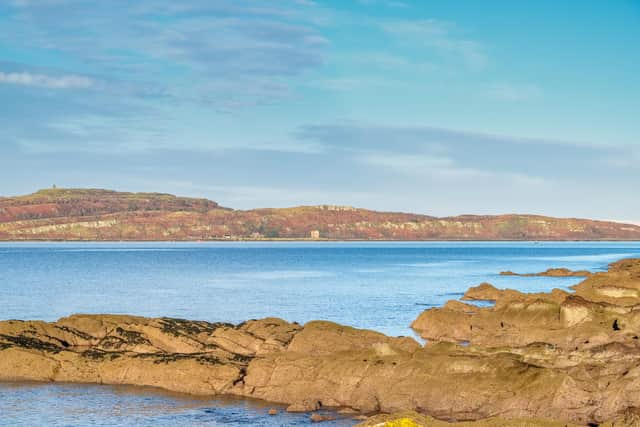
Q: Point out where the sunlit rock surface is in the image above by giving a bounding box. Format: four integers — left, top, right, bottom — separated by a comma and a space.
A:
2, 259, 640, 425
354, 409, 640, 426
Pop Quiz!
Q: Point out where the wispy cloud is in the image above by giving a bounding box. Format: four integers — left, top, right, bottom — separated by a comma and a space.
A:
3, 120, 639, 218
361, 152, 547, 188
486, 82, 542, 101
0, 0, 333, 159
295, 122, 628, 181
357, 0, 408, 7
0, 70, 95, 89
324, 126, 553, 190
310, 77, 408, 91
293, 0, 318, 7
3, 0, 327, 109
382, 19, 487, 69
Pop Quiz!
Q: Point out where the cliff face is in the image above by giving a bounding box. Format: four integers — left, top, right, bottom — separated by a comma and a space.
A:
1, 188, 639, 240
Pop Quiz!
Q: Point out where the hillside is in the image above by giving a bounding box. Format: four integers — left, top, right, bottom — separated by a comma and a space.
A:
1, 188, 639, 241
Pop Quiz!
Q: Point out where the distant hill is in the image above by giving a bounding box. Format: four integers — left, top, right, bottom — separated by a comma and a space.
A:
1, 188, 640, 241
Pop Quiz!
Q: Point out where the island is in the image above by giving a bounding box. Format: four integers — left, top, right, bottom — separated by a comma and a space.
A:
1, 188, 640, 241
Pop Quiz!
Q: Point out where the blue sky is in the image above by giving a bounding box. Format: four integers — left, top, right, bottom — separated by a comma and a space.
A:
1, 0, 639, 222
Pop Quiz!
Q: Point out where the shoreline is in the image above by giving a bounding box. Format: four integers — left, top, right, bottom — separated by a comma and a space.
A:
2, 258, 640, 425
2, 239, 640, 243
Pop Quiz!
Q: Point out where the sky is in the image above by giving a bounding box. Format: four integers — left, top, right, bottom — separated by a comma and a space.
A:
1, 0, 639, 222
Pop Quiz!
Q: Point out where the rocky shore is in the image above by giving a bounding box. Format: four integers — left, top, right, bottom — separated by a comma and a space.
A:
2, 259, 640, 426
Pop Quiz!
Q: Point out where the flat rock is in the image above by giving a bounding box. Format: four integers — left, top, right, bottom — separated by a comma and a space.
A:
500, 267, 592, 277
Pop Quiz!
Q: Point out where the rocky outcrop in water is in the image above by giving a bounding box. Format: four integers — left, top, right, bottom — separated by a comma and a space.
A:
500, 267, 592, 277
411, 258, 640, 425
0, 316, 298, 395
2, 259, 640, 425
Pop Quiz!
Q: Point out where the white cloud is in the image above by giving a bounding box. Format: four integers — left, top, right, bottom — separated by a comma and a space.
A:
357, 0, 408, 7
362, 153, 454, 172
310, 77, 407, 91
382, 19, 487, 69
2, 1, 327, 109
0, 71, 95, 89
361, 152, 547, 187
486, 83, 542, 101
293, 0, 317, 6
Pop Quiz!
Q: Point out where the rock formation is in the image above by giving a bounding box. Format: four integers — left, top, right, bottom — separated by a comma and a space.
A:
354, 411, 584, 426
355, 410, 640, 426
500, 268, 592, 277
2, 259, 640, 425
412, 258, 640, 425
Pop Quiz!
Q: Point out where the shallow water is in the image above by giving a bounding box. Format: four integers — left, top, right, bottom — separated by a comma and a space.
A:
1, 241, 640, 425
0, 382, 353, 426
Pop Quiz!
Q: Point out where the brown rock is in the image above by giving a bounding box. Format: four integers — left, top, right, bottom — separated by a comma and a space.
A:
611, 407, 640, 427
354, 410, 581, 426
310, 413, 336, 422
462, 283, 569, 305
413, 260, 640, 351
286, 400, 321, 412
3, 259, 640, 426
572, 258, 640, 306
268, 408, 278, 415
408, 259, 640, 424
461, 282, 503, 301
0, 309, 637, 425
500, 268, 591, 277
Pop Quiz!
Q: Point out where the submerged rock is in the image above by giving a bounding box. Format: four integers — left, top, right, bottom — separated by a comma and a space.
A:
2, 259, 640, 425
310, 413, 337, 422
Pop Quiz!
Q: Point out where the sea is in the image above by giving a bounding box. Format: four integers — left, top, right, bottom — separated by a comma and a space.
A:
1, 241, 640, 426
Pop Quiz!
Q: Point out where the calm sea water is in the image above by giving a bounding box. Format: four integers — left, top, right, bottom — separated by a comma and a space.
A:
1, 241, 640, 426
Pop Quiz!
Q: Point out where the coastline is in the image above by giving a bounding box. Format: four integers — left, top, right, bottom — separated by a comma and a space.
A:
3, 189, 640, 242
3, 258, 640, 425
3, 239, 640, 243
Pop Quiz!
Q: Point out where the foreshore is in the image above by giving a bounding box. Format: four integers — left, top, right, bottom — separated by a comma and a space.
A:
2, 259, 640, 426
